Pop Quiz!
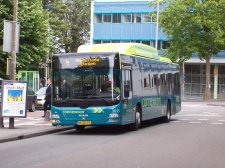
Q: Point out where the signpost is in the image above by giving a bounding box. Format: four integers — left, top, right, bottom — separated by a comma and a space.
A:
0, 81, 27, 124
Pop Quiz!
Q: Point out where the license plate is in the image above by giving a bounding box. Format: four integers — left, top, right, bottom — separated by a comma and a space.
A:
77, 121, 92, 125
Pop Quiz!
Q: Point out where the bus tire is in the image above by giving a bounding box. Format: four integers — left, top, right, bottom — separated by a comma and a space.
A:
162, 102, 171, 123
131, 111, 140, 131
75, 125, 85, 131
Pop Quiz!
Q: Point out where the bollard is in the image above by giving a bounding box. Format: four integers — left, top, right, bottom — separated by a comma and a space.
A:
45, 110, 51, 121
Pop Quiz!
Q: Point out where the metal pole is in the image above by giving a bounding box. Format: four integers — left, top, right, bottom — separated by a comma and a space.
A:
9, 0, 18, 129
155, 0, 159, 49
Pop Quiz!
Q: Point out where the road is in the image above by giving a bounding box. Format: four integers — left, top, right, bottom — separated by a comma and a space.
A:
1, 102, 225, 168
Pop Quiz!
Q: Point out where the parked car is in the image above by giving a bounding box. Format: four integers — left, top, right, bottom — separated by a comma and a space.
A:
27, 89, 37, 112
36, 86, 47, 109
0, 80, 37, 112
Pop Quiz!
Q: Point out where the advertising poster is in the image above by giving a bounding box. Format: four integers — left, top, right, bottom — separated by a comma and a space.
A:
1, 81, 27, 117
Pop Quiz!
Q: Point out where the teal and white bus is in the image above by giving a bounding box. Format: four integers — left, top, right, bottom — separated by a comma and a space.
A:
51, 43, 181, 131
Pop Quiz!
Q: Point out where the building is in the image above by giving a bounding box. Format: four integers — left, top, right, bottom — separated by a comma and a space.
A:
90, 0, 225, 99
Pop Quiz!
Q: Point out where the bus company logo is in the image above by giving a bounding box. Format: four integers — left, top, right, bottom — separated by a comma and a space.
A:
93, 108, 103, 113
142, 97, 161, 108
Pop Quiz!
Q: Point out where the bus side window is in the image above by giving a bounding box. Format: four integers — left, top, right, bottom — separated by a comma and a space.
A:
152, 74, 157, 87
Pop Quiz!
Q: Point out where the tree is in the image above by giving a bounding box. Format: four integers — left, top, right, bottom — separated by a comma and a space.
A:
49, 0, 91, 53
0, 0, 49, 78
150, 0, 225, 100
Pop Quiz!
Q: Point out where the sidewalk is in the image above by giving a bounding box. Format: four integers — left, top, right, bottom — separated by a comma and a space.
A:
0, 99, 224, 143
0, 111, 74, 143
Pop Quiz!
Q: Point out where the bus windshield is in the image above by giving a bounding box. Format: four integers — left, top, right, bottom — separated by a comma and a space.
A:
52, 53, 121, 107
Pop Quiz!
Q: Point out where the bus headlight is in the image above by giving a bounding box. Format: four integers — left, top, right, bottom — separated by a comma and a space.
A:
52, 114, 59, 118
109, 113, 119, 118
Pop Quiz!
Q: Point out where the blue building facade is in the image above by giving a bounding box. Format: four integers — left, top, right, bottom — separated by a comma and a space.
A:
91, 0, 166, 49
91, 0, 225, 99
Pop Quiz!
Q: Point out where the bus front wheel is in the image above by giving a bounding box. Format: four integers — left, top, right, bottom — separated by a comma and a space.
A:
75, 125, 85, 131
131, 111, 141, 131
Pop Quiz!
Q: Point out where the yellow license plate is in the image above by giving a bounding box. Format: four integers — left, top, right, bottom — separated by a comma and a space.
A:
77, 121, 92, 125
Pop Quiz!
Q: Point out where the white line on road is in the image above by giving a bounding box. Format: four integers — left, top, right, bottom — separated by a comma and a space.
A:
218, 120, 225, 122
198, 119, 209, 121
211, 122, 223, 125
189, 122, 201, 124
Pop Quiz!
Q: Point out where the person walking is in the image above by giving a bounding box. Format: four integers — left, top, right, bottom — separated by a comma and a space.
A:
43, 77, 52, 117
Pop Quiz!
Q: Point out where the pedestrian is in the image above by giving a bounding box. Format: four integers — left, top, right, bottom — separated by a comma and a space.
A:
43, 77, 52, 117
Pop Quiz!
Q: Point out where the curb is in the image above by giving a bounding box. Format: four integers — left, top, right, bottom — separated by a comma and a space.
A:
0, 126, 74, 144
207, 104, 225, 107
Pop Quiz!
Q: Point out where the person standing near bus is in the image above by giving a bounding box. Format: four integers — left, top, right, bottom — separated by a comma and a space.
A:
43, 77, 52, 117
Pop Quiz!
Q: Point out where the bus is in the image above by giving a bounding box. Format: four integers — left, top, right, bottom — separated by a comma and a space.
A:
51, 43, 181, 131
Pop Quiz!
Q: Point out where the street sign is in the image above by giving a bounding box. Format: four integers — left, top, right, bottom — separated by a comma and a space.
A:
3, 20, 20, 53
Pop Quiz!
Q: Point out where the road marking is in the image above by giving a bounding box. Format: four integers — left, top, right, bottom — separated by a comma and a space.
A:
218, 120, 225, 122
189, 122, 201, 124
171, 121, 180, 123
212, 122, 223, 125
179, 114, 221, 117
198, 119, 209, 121
179, 119, 189, 121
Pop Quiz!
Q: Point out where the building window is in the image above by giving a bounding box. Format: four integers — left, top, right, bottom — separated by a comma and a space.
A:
103, 14, 111, 23
132, 13, 141, 23
142, 14, 151, 22
162, 41, 170, 49
152, 15, 156, 22
112, 40, 120, 43
93, 40, 101, 44
122, 14, 131, 23
112, 14, 121, 23
142, 41, 150, 46
95, 14, 102, 23
131, 40, 140, 43
102, 40, 111, 43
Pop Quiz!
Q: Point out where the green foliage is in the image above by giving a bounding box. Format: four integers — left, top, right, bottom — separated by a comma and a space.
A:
0, 0, 91, 79
150, 0, 225, 61
149, 0, 225, 99
50, 0, 91, 53
0, 0, 49, 77
150, 0, 225, 100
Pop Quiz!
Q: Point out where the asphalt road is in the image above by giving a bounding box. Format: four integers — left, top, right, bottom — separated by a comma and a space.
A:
1, 102, 225, 168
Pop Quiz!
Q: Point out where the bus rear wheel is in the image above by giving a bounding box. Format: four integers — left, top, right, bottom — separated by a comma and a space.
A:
75, 125, 85, 131
162, 102, 171, 123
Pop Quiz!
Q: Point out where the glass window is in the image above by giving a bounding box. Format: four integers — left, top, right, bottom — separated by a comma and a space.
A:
122, 14, 131, 23
102, 40, 111, 43
103, 14, 111, 23
93, 40, 101, 44
142, 41, 150, 46
142, 14, 151, 22
95, 14, 102, 23
112, 14, 121, 23
162, 41, 170, 49
112, 40, 120, 43
192, 65, 200, 74
132, 13, 141, 23
152, 15, 156, 22
131, 40, 140, 43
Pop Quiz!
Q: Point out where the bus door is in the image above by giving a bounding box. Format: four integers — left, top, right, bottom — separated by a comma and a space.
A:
122, 64, 133, 124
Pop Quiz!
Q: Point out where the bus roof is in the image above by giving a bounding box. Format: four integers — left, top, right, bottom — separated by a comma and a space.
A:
77, 43, 160, 60
159, 57, 172, 63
